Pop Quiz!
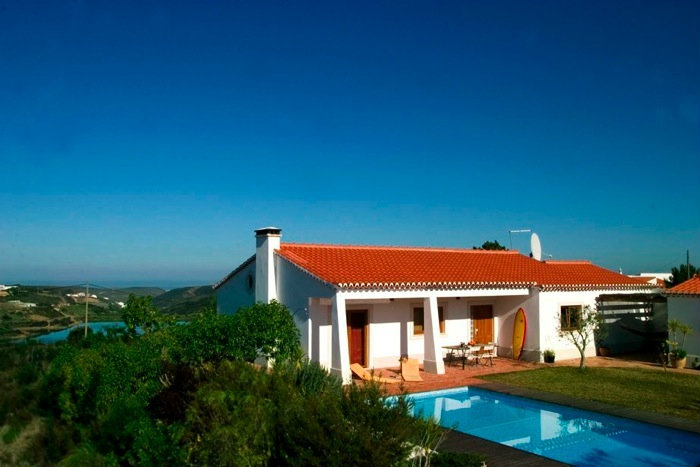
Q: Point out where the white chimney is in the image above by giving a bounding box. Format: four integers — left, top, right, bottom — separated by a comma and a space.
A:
254, 227, 281, 303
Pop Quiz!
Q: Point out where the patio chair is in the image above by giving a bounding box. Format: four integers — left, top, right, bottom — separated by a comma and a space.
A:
478, 344, 496, 366
350, 363, 401, 384
400, 357, 423, 382
464, 346, 480, 367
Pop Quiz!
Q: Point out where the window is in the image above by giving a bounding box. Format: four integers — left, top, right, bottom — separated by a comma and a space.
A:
413, 306, 445, 335
560, 305, 582, 330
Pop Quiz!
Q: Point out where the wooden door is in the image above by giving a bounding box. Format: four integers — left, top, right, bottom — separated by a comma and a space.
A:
471, 305, 493, 344
347, 310, 368, 366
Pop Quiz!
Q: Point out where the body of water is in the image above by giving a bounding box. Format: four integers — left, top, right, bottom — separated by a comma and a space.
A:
404, 386, 700, 467
33, 322, 128, 344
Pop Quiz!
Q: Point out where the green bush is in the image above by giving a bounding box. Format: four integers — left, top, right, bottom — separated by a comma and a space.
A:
29, 303, 452, 467
181, 359, 429, 467
165, 308, 242, 364
230, 300, 301, 363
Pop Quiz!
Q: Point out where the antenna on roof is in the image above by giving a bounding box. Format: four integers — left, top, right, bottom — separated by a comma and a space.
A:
530, 232, 542, 261
508, 229, 531, 250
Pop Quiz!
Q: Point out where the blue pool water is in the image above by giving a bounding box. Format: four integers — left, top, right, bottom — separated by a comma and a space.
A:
405, 386, 700, 467
33, 321, 127, 344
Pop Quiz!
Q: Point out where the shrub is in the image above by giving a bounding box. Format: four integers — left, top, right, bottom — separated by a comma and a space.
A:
230, 300, 301, 363
165, 309, 242, 364
34, 305, 440, 467
182, 360, 273, 467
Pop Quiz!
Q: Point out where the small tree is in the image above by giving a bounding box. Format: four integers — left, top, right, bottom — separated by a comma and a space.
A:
121, 294, 173, 336
231, 300, 301, 363
473, 240, 507, 250
669, 263, 697, 287
557, 305, 605, 369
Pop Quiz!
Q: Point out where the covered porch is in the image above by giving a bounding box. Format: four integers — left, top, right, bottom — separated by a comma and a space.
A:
307, 287, 534, 384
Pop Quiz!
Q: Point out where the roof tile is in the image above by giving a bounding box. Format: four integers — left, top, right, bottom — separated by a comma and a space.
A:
667, 275, 700, 295
276, 243, 654, 291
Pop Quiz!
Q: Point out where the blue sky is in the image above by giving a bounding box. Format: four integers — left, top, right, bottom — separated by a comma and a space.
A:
1, 1, 698, 287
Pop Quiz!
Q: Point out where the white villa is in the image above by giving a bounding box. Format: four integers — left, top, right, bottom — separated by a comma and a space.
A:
215, 227, 659, 383
666, 275, 700, 366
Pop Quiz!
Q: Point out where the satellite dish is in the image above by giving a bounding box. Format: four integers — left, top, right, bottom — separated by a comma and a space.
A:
530, 233, 542, 261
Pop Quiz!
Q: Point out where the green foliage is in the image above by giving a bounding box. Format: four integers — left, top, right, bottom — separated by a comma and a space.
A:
2, 424, 22, 444
121, 294, 173, 336
183, 359, 428, 467
664, 319, 694, 366
231, 300, 301, 363
182, 360, 273, 467
5, 303, 453, 467
58, 443, 117, 467
166, 307, 242, 364
556, 305, 604, 369
473, 240, 507, 250
670, 348, 687, 360
669, 263, 697, 286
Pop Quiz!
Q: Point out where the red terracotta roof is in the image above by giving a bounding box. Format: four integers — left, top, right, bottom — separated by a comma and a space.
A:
667, 275, 700, 296
276, 243, 655, 291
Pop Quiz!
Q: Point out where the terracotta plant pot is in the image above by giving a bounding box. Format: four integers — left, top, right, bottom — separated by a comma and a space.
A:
598, 347, 610, 357
672, 356, 687, 369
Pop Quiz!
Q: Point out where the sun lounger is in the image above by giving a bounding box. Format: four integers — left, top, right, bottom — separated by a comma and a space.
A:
350, 363, 401, 384
400, 357, 423, 382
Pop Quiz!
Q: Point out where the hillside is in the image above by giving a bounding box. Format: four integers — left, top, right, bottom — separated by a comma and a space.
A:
0, 284, 210, 341
153, 285, 215, 315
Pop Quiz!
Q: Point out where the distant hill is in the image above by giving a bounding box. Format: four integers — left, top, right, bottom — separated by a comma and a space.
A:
0, 284, 212, 340
112, 287, 167, 299
153, 285, 215, 315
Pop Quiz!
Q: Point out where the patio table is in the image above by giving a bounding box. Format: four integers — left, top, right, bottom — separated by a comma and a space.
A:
443, 344, 477, 369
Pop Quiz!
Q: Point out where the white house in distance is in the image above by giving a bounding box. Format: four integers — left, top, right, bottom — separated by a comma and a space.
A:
666, 275, 700, 367
215, 227, 659, 383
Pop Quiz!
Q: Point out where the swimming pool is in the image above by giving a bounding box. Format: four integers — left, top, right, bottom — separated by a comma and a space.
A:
405, 386, 700, 467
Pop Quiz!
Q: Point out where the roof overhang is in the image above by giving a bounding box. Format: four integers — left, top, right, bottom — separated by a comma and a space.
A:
213, 254, 256, 290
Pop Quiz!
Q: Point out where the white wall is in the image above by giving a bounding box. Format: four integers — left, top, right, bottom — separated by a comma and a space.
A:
276, 256, 335, 359
216, 260, 256, 315
538, 291, 601, 362
343, 298, 473, 369
536, 289, 663, 362
308, 299, 332, 369
493, 290, 540, 361
668, 296, 700, 366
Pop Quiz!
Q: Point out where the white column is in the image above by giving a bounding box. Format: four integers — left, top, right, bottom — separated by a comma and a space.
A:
331, 293, 351, 384
423, 295, 445, 374
307, 300, 313, 360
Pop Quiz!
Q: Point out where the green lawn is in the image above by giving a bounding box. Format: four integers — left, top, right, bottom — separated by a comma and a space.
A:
482, 367, 700, 421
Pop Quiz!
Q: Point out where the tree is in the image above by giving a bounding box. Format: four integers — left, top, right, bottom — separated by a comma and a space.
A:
121, 294, 173, 336
556, 305, 606, 369
473, 240, 507, 250
669, 263, 697, 287
231, 300, 301, 363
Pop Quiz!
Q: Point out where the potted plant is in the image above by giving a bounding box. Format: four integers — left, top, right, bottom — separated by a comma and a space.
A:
543, 349, 555, 363
665, 320, 693, 369
670, 348, 687, 369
